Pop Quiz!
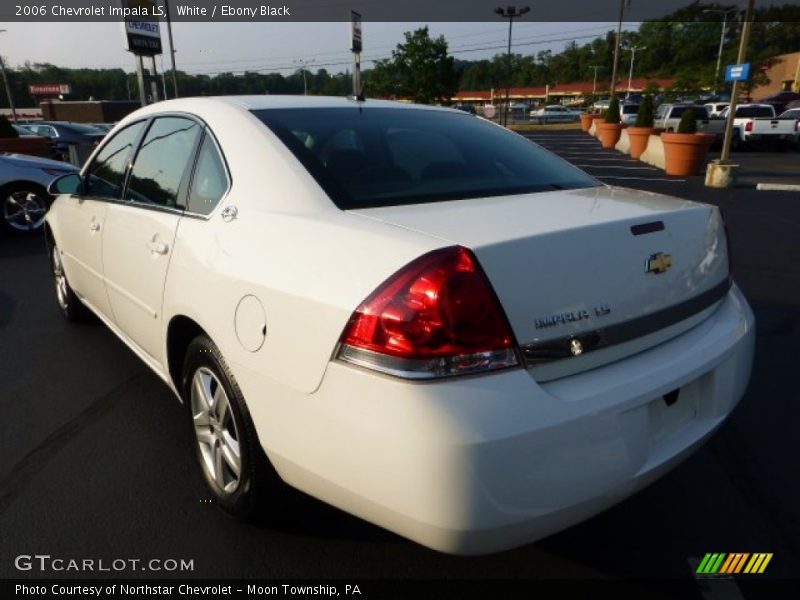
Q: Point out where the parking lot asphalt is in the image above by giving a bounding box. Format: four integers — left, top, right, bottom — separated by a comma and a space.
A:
1, 131, 799, 597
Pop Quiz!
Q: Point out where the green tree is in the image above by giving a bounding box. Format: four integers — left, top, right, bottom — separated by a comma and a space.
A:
368, 27, 458, 104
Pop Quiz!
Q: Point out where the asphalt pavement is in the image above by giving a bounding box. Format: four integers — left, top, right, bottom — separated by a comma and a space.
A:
1, 133, 799, 598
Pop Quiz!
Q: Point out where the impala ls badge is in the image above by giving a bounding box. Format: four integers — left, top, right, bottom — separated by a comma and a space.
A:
646, 252, 673, 274
535, 304, 612, 329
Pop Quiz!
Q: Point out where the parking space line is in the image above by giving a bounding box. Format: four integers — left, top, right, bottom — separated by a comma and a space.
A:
597, 175, 686, 182
575, 165, 659, 170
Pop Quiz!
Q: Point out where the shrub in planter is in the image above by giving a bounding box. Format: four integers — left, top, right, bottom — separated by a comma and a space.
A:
627, 94, 656, 159
661, 108, 714, 176
597, 95, 623, 148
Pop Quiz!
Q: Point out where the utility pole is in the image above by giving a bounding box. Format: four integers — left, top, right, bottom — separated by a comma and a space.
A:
0, 30, 18, 122
610, 0, 630, 99
706, 0, 755, 188
293, 58, 314, 95
163, 0, 179, 97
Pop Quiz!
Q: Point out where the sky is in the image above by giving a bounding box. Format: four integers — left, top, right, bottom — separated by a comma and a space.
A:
0, 20, 639, 76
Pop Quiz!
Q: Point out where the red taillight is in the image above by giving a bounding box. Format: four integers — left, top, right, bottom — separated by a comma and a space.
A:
745, 121, 753, 132
337, 246, 519, 379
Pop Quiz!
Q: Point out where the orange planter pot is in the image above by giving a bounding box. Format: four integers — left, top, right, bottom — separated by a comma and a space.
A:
627, 126, 656, 159
580, 113, 594, 132
597, 122, 623, 149
661, 133, 715, 176
591, 117, 606, 138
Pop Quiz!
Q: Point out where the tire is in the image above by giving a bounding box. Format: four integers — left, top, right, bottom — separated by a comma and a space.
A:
49, 240, 91, 322
182, 334, 279, 519
1, 182, 51, 234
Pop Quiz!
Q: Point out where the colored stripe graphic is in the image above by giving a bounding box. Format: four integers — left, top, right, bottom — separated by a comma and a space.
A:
698, 552, 772, 575
720, 554, 736, 574
710, 553, 726, 573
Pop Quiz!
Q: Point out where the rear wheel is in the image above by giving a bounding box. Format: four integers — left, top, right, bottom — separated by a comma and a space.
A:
182, 335, 280, 519
2, 182, 50, 234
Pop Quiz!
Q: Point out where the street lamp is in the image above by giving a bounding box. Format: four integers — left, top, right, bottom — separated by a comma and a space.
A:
589, 65, 604, 95
610, 0, 631, 99
0, 29, 18, 122
704, 6, 738, 98
626, 45, 646, 100
494, 5, 530, 127
293, 58, 315, 96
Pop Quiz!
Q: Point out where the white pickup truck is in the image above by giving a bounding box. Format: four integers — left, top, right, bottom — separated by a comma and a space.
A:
705, 104, 797, 148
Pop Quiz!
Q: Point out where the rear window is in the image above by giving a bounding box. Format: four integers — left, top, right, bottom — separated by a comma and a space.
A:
622, 105, 639, 114
252, 107, 598, 209
671, 106, 709, 120
735, 106, 774, 118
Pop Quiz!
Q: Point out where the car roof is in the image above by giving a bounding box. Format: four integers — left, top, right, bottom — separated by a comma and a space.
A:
201, 95, 455, 113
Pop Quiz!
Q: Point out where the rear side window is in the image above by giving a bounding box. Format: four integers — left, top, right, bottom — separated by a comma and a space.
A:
622, 105, 639, 114
736, 106, 774, 118
253, 107, 598, 209
125, 117, 202, 208
187, 135, 228, 215
85, 121, 146, 199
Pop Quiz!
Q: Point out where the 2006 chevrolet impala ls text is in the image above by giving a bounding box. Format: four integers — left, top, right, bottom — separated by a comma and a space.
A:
43, 96, 754, 554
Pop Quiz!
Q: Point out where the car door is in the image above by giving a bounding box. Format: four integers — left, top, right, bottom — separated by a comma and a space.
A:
101, 116, 203, 364
58, 121, 147, 319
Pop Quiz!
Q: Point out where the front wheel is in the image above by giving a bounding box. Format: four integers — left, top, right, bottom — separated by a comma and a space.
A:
50, 242, 90, 321
182, 335, 280, 519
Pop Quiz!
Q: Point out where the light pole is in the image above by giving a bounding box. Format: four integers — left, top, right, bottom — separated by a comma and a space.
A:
704, 7, 737, 98
610, 0, 631, 100
494, 5, 530, 127
293, 58, 314, 95
589, 65, 603, 95
626, 45, 646, 100
0, 30, 18, 122
163, 0, 179, 97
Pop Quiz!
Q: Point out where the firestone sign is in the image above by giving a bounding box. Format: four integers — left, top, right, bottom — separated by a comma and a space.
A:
29, 84, 71, 96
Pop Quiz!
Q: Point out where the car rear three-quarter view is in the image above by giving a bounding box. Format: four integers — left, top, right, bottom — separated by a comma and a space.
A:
43, 96, 755, 555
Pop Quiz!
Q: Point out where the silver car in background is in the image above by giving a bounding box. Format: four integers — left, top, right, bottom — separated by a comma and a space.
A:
0, 153, 77, 234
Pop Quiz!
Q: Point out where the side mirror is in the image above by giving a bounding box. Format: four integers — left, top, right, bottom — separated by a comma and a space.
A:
48, 172, 82, 196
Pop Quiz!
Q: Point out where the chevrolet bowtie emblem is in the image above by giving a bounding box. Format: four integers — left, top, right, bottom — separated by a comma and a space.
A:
646, 252, 673, 274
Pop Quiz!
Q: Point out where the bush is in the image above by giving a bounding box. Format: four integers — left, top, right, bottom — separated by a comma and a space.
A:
0, 114, 19, 139
603, 95, 621, 124
635, 94, 654, 128
677, 108, 697, 134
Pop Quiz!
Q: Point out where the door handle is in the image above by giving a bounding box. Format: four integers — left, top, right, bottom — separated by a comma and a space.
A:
89, 222, 100, 232
146, 241, 169, 255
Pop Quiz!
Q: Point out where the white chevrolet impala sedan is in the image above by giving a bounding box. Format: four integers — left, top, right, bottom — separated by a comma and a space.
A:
45, 96, 754, 554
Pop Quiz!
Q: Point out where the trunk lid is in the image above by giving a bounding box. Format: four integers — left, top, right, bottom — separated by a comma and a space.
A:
352, 186, 729, 379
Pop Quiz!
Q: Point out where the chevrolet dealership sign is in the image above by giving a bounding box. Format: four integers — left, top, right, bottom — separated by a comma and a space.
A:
122, 0, 163, 56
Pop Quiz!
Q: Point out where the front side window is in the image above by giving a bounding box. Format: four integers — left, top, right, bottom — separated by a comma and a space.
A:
85, 121, 146, 199
125, 117, 202, 208
187, 135, 228, 215
253, 107, 598, 210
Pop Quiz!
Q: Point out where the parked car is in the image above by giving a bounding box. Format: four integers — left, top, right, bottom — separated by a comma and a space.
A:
529, 105, 581, 123
704, 102, 729, 117
451, 104, 477, 115
654, 103, 711, 132
705, 104, 795, 148
1, 152, 77, 233
777, 108, 800, 146
44, 96, 754, 555
593, 98, 610, 112
25, 121, 107, 160
620, 102, 640, 125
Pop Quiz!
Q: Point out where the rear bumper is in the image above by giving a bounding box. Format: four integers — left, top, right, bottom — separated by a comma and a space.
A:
237, 284, 755, 555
